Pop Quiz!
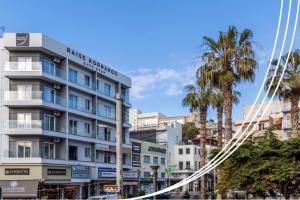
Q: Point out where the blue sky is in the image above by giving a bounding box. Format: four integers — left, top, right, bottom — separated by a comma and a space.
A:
0, 0, 299, 121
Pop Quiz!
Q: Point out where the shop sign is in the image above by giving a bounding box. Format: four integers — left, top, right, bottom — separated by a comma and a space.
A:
132, 142, 141, 154
148, 146, 166, 154
0, 180, 38, 198
71, 165, 90, 179
5, 168, 30, 175
47, 168, 67, 176
103, 185, 119, 193
98, 168, 138, 179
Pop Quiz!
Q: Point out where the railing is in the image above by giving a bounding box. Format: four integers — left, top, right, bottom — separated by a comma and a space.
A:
4, 91, 66, 106
69, 103, 96, 114
3, 150, 41, 158
5, 61, 65, 79
95, 132, 116, 142
69, 131, 95, 139
69, 77, 97, 91
4, 120, 65, 133
97, 87, 116, 98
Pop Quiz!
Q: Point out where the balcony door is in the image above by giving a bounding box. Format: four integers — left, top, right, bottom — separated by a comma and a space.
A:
18, 57, 32, 70
44, 114, 55, 131
17, 85, 32, 100
17, 113, 32, 128
43, 87, 55, 103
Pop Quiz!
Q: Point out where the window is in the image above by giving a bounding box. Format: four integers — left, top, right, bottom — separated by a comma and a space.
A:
69, 120, 78, 135
179, 161, 183, 170
44, 115, 55, 131
103, 83, 111, 96
17, 142, 31, 158
258, 123, 265, 131
186, 148, 190, 154
144, 155, 150, 163
69, 94, 78, 109
44, 142, 55, 159
104, 127, 111, 141
104, 152, 111, 163
84, 75, 90, 87
43, 87, 55, 103
17, 113, 31, 128
195, 148, 197, 154
85, 147, 91, 158
84, 99, 90, 111
17, 84, 32, 100
18, 57, 32, 70
68, 68, 78, 83
198, 149, 200, 155
161, 157, 166, 165
179, 148, 183, 155
69, 146, 77, 160
161, 173, 166, 178
186, 161, 190, 170
43, 59, 55, 75
153, 156, 158, 164
84, 123, 90, 134
144, 172, 151, 178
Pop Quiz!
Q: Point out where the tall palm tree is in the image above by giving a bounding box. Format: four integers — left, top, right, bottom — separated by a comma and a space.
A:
182, 80, 211, 199
266, 50, 300, 136
201, 26, 257, 143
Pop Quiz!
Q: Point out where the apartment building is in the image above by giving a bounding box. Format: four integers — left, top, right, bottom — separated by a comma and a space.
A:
171, 142, 217, 193
131, 139, 167, 195
0, 33, 136, 199
129, 110, 182, 166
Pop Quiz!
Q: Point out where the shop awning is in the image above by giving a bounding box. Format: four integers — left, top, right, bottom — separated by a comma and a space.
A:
123, 181, 138, 186
0, 180, 39, 198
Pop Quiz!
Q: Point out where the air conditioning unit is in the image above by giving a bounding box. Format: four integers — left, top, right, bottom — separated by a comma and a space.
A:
53, 84, 61, 90
53, 137, 60, 143
53, 57, 61, 63
53, 111, 61, 117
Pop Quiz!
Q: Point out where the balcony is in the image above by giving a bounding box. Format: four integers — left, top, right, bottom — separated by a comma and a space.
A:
4, 120, 66, 136
69, 77, 97, 92
4, 91, 66, 108
4, 61, 66, 81
68, 102, 96, 115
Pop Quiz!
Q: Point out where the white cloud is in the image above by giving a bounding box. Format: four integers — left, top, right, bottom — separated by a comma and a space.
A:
130, 66, 197, 99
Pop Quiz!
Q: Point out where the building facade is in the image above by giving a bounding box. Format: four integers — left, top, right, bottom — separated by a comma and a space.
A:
0, 33, 136, 199
131, 139, 167, 195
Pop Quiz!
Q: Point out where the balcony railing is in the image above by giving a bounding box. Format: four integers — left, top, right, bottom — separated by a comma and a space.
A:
4, 91, 66, 106
5, 61, 65, 79
4, 120, 65, 133
69, 77, 97, 91
69, 103, 96, 114
3, 150, 63, 160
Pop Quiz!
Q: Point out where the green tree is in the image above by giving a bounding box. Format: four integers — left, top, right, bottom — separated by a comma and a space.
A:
265, 50, 300, 136
201, 26, 258, 142
182, 122, 198, 142
182, 81, 211, 199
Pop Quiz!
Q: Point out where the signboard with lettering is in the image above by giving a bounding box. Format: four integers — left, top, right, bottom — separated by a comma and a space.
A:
16, 33, 29, 46
5, 168, 30, 175
103, 185, 119, 193
0, 180, 38, 198
71, 165, 90, 179
132, 142, 141, 154
98, 168, 138, 179
148, 146, 166, 154
47, 168, 67, 176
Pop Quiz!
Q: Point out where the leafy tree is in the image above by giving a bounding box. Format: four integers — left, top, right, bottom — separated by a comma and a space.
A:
201, 26, 258, 142
182, 122, 198, 142
265, 50, 300, 136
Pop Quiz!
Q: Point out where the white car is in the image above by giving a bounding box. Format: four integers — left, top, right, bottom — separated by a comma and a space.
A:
89, 193, 118, 200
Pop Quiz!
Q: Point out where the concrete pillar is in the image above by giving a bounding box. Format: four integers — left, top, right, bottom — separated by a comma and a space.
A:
79, 185, 83, 200
116, 82, 123, 197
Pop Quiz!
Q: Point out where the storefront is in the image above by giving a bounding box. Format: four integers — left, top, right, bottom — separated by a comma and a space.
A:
69, 165, 91, 199
0, 165, 42, 198
93, 167, 138, 198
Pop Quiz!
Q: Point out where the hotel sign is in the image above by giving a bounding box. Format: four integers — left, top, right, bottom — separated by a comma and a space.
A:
5, 168, 30, 175
0, 180, 38, 198
66, 47, 118, 77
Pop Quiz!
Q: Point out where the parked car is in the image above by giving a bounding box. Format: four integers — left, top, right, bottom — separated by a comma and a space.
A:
182, 191, 190, 199
156, 192, 171, 199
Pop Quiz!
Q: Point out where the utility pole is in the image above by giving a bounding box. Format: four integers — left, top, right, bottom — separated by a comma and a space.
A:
116, 83, 123, 198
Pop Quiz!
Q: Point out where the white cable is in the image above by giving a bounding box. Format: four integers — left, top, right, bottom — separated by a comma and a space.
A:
127, 0, 300, 198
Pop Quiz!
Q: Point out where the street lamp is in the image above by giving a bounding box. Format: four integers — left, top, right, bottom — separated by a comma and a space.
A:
150, 165, 160, 200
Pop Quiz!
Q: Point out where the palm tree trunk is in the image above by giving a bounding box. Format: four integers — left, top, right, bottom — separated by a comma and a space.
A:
223, 83, 233, 143
199, 106, 207, 199
290, 93, 299, 136
217, 106, 223, 148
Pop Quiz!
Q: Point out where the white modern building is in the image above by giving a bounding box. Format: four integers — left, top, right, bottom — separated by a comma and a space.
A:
0, 33, 136, 199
